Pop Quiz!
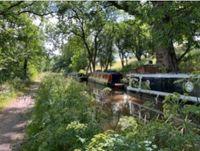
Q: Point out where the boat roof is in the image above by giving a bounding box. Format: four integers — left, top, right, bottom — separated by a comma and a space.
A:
127, 73, 200, 78
92, 71, 121, 75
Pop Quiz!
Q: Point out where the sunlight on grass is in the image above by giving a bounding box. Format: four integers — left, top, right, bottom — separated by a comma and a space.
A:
96, 58, 137, 71
0, 73, 45, 111
0, 91, 19, 111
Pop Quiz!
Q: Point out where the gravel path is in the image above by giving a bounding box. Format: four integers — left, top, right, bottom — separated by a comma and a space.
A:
0, 82, 39, 151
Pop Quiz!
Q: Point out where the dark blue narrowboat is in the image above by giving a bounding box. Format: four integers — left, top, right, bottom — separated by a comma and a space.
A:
127, 73, 200, 103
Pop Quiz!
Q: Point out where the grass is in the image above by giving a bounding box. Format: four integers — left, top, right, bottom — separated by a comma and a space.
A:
111, 58, 137, 70
0, 89, 21, 111
96, 57, 157, 73
96, 58, 137, 71
0, 72, 45, 112
96, 55, 157, 72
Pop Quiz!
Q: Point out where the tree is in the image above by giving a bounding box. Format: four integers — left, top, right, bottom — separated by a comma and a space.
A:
109, 1, 200, 72
57, 1, 107, 72
0, 14, 44, 80
97, 22, 115, 71
58, 36, 88, 72
114, 22, 132, 68
0, 1, 49, 81
114, 19, 151, 67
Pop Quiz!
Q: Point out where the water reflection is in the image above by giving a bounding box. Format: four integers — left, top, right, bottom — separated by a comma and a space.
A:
88, 82, 141, 113
86, 81, 163, 122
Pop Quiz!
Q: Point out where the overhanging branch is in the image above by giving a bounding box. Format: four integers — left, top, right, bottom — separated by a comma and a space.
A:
178, 42, 191, 62
0, 1, 24, 16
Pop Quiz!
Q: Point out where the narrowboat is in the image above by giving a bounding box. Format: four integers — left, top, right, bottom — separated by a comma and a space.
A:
88, 71, 124, 89
126, 73, 200, 103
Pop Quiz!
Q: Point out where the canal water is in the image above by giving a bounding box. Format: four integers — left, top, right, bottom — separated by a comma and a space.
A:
85, 82, 200, 128
86, 82, 163, 123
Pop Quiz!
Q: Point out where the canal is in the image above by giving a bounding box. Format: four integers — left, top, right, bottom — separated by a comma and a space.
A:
86, 82, 164, 123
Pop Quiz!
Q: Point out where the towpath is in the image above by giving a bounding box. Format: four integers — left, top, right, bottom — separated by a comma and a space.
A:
0, 82, 40, 151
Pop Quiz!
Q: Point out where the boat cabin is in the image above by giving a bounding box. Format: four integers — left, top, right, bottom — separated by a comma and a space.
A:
88, 71, 124, 89
127, 73, 200, 103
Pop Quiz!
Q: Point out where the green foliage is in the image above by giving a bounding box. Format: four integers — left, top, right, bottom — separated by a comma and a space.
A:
87, 130, 125, 151
28, 64, 39, 81
122, 117, 199, 151
0, 78, 30, 110
118, 116, 138, 134
0, 82, 16, 110
2, 2, 199, 151
163, 93, 182, 118
23, 75, 101, 151
0, 2, 49, 82
119, 59, 146, 73
182, 105, 200, 117
108, 1, 200, 72
0, 14, 44, 81
102, 87, 112, 95
179, 50, 200, 72
23, 75, 200, 151
86, 114, 199, 151
57, 1, 108, 72
97, 22, 115, 70
114, 19, 152, 64
53, 36, 88, 73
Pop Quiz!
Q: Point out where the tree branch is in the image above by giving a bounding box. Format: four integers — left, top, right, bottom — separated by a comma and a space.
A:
0, 1, 24, 16
178, 42, 191, 62
17, 10, 53, 17
108, 1, 140, 16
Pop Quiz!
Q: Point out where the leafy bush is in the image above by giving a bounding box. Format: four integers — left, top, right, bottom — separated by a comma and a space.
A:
179, 50, 200, 72
23, 75, 200, 151
87, 130, 125, 151
119, 60, 146, 73
118, 116, 138, 135
28, 64, 39, 81
10, 77, 28, 90
23, 75, 101, 151
87, 115, 199, 151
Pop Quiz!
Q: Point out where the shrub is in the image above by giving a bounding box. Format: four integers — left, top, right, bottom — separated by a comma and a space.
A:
23, 74, 100, 151
23, 74, 200, 151
87, 130, 126, 151
28, 64, 39, 81
119, 60, 146, 74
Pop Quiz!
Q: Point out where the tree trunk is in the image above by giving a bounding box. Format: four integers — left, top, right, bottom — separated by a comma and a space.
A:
23, 57, 28, 80
153, 13, 179, 72
121, 59, 125, 68
125, 57, 128, 65
153, 2, 179, 72
91, 59, 96, 72
119, 53, 125, 68
155, 42, 178, 72
110, 1, 179, 72
135, 52, 141, 61
100, 64, 103, 71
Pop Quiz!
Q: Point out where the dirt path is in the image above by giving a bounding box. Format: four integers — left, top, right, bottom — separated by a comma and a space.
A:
0, 82, 40, 151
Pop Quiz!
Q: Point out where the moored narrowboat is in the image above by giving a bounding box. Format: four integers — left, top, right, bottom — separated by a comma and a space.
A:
126, 73, 200, 103
88, 71, 124, 89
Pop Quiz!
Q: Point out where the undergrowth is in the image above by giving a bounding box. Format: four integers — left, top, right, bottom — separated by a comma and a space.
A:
0, 78, 31, 111
23, 74, 200, 151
